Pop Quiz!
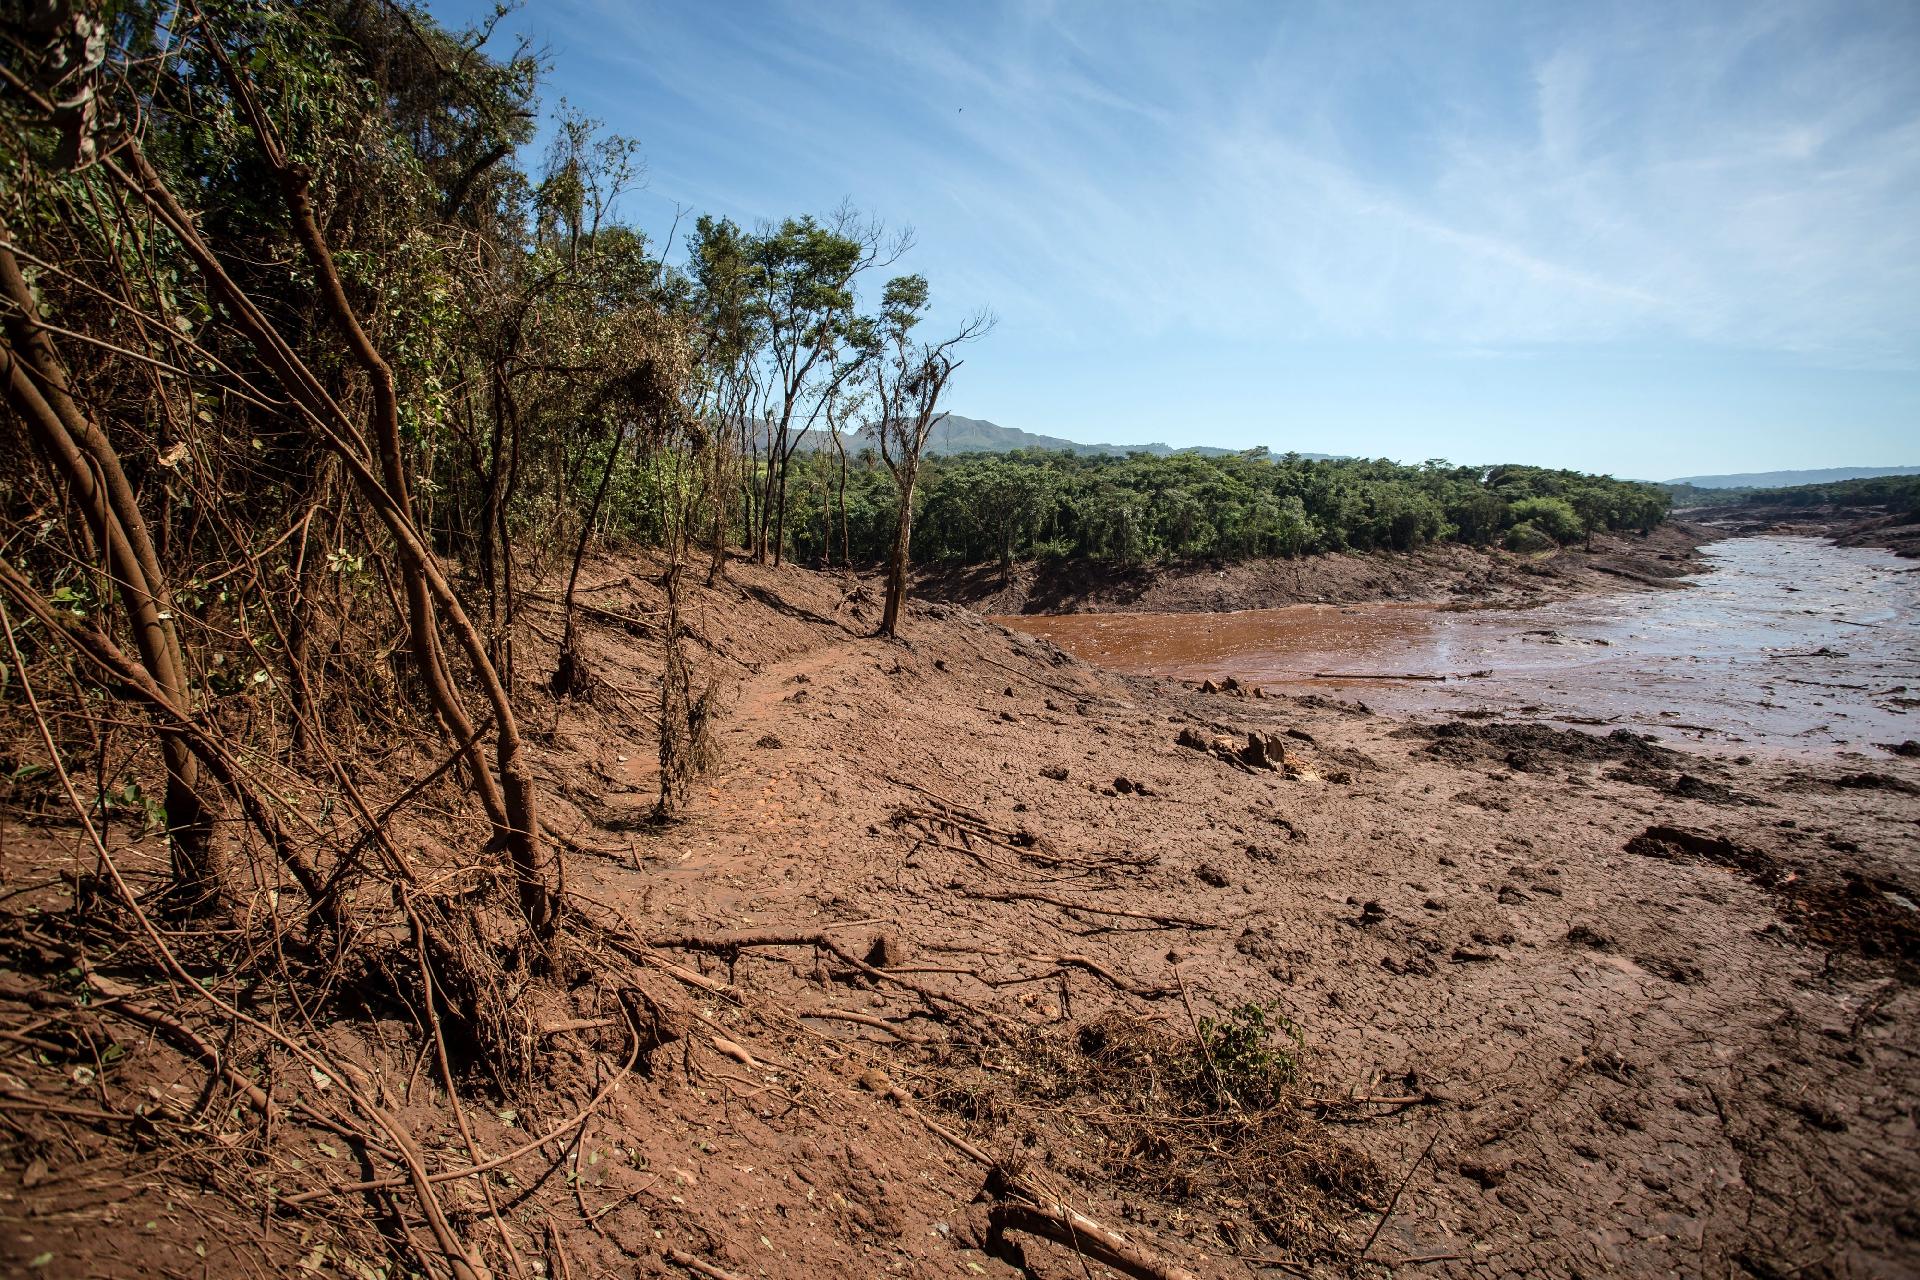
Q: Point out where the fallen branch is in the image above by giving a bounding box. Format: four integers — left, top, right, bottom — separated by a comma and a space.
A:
649, 929, 1016, 1029
1360, 1128, 1443, 1258
798, 1008, 934, 1044
953, 885, 1216, 931
877, 1059, 1202, 1280
663, 1248, 747, 1280
1006, 953, 1175, 1000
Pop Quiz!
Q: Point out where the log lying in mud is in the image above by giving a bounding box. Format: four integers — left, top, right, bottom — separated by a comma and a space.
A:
989, 1201, 1201, 1280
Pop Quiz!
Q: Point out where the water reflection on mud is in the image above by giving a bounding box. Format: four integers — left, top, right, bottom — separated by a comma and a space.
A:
996, 537, 1920, 756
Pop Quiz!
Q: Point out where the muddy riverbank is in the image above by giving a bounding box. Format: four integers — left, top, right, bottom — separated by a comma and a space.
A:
919, 521, 1709, 616
1690, 500, 1920, 559
6, 550, 1917, 1279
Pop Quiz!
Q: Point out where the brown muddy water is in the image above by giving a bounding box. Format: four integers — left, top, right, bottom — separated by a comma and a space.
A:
996, 535, 1920, 757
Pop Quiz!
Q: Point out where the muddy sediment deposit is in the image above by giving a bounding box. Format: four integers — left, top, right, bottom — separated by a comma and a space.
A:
4, 544, 1917, 1278
919, 523, 1710, 617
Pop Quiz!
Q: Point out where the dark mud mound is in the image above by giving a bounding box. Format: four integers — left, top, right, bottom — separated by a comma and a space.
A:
1403, 722, 1759, 803
1402, 721, 1674, 773
1833, 771, 1920, 796
1625, 825, 1775, 878
1627, 825, 1920, 971
1605, 764, 1757, 805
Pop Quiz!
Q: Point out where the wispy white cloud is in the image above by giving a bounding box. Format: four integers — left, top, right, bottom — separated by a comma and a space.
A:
650, 0, 1918, 367
441, 0, 1920, 404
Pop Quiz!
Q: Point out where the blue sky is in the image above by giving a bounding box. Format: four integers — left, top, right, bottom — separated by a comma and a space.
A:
424, 0, 1919, 478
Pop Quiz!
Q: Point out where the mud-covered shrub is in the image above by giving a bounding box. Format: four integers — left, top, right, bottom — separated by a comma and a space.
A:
1507, 496, 1584, 544
1504, 520, 1556, 552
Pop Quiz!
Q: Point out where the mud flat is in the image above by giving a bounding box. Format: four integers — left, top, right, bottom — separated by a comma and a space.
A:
4, 551, 1917, 1278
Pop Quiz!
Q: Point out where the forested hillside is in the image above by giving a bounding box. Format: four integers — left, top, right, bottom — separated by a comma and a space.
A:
1664, 473, 1920, 512
781, 448, 1671, 568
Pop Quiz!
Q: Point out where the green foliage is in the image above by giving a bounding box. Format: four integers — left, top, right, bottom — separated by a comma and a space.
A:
1504, 521, 1556, 553
1664, 473, 1920, 513
1197, 1001, 1304, 1100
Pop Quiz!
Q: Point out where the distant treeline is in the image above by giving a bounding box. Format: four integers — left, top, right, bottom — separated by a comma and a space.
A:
1664, 474, 1920, 513
778, 449, 1671, 568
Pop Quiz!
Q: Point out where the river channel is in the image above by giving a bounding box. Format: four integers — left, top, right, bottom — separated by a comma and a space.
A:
995, 535, 1919, 757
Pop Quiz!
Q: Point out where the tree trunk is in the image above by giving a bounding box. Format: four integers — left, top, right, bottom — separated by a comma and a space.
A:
554, 419, 628, 695
835, 441, 852, 571
880, 474, 916, 637
0, 245, 216, 906
771, 453, 790, 567
112, 132, 559, 938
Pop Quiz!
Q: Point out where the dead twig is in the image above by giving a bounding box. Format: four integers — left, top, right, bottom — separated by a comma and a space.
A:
1360, 1128, 1442, 1258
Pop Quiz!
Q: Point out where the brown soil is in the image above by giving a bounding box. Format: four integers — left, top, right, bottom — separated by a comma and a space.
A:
917, 522, 1711, 615
4, 551, 1917, 1279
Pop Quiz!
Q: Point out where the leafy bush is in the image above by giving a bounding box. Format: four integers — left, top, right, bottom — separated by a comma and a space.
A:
1198, 1001, 1304, 1104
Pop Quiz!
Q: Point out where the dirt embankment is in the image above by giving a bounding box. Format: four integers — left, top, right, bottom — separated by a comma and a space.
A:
4, 554, 1916, 1279
1689, 502, 1920, 559
916, 522, 1713, 615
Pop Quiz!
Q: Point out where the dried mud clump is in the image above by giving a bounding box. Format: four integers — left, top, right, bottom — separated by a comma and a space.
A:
1626, 825, 1919, 971
924, 1011, 1383, 1260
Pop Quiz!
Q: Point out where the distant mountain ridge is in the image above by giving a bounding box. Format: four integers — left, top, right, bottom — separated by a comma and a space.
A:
845, 413, 1333, 460
1663, 465, 1920, 489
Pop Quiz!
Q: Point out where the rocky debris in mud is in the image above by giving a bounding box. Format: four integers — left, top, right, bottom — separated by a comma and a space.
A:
1176, 726, 1349, 782
864, 933, 908, 968
1197, 674, 1268, 698
754, 733, 784, 748
1877, 739, 1920, 758
1350, 899, 1389, 927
